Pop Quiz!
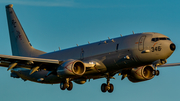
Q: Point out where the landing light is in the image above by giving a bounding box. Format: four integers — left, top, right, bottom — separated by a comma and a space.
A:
89, 62, 95, 64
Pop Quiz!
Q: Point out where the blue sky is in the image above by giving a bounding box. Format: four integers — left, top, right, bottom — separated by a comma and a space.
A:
0, 0, 180, 101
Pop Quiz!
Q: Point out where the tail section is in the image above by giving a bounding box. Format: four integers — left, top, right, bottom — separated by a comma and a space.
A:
6, 4, 46, 57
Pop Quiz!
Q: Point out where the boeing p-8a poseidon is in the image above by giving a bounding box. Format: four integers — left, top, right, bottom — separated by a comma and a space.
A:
1, 4, 179, 93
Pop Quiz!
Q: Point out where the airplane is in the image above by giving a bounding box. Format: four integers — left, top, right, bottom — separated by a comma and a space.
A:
1, 4, 179, 93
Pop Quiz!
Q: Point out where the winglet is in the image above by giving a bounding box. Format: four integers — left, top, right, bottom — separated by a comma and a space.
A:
6, 4, 13, 8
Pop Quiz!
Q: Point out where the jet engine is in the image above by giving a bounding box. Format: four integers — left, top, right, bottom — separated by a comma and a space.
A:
57, 59, 86, 77
128, 65, 155, 83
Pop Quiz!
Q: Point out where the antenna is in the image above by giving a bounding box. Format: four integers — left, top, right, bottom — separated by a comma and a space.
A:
111, 39, 115, 42
132, 31, 135, 34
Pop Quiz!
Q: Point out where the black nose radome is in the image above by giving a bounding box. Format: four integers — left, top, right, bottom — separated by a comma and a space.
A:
170, 43, 176, 51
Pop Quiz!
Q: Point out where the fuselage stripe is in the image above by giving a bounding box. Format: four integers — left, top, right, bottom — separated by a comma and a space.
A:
153, 42, 157, 47
94, 66, 100, 72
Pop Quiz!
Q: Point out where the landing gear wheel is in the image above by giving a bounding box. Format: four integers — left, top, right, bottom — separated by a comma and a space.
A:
101, 83, 107, 93
153, 70, 160, 76
60, 82, 66, 90
155, 70, 160, 76
101, 74, 115, 93
108, 84, 114, 93
67, 81, 73, 91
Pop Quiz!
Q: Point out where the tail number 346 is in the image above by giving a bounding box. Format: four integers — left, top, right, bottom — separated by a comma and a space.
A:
151, 46, 162, 52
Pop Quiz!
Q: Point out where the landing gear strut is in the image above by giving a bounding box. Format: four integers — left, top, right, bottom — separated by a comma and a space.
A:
60, 78, 73, 91
101, 77, 114, 93
152, 59, 166, 76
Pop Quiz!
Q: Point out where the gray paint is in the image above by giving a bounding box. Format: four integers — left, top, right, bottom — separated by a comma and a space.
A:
3, 4, 176, 84
6, 4, 46, 57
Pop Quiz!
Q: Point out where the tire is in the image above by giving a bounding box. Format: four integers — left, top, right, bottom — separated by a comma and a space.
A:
60, 82, 66, 90
67, 82, 73, 91
101, 83, 107, 93
108, 84, 114, 93
156, 70, 160, 76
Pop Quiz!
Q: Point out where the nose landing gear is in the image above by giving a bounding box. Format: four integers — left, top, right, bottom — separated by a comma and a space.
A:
152, 64, 160, 76
153, 70, 160, 76
152, 59, 167, 76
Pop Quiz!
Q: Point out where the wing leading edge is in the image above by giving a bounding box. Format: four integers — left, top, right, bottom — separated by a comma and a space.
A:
158, 63, 180, 67
0, 54, 62, 74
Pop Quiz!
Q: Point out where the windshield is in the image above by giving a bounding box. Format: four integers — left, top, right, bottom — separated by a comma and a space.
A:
151, 37, 171, 42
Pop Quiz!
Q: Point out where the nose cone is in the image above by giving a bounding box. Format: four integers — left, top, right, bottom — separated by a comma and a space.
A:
170, 43, 176, 51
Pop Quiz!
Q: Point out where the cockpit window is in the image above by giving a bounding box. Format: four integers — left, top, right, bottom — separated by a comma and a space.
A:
159, 38, 167, 40
151, 37, 171, 42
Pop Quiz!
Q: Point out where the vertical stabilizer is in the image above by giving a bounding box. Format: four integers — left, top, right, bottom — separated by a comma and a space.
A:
6, 4, 46, 57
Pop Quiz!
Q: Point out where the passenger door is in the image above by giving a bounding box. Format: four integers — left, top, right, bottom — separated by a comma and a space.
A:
138, 36, 146, 51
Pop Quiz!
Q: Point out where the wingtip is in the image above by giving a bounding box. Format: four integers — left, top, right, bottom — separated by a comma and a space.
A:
6, 4, 13, 8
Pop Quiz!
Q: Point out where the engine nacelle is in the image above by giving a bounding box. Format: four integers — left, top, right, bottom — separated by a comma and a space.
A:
128, 65, 155, 83
73, 79, 87, 84
57, 59, 86, 77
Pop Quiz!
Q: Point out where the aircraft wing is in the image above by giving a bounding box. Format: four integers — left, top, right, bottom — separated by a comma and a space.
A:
158, 63, 180, 67
0, 54, 61, 74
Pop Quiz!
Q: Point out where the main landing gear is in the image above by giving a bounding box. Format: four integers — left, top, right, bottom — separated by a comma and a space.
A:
60, 78, 73, 91
101, 77, 114, 93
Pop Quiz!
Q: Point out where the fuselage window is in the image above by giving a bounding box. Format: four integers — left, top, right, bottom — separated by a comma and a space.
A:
116, 44, 119, 51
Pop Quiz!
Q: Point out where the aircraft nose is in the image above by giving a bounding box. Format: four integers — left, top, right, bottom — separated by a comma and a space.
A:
170, 43, 176, 51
